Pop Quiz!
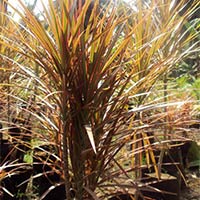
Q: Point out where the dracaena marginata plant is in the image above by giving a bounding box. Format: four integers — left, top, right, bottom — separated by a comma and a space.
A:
0, 0, 199, 199
121, 0, 200, 182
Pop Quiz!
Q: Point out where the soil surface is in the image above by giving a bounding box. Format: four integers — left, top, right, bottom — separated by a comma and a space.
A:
181, 128, 200, 200
180, 169, 200, 200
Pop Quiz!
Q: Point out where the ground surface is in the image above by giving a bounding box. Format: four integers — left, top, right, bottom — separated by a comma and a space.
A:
180, 128, 200, 200
180, 169, 200, 200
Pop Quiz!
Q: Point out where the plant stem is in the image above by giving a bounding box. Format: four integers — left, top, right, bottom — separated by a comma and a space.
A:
163, 73, 168, 140
62, 75, 71, 200
63, 123, 71, 200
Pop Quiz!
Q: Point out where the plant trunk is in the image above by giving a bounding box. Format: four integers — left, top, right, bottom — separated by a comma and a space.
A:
62, 75, 72, 200
62, 120, 71, 200
70, 115, 85, 200
163, 73, 168, 140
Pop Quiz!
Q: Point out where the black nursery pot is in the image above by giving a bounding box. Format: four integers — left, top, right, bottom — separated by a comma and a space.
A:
32, 146, 66, 200
108, 193, 136, 200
